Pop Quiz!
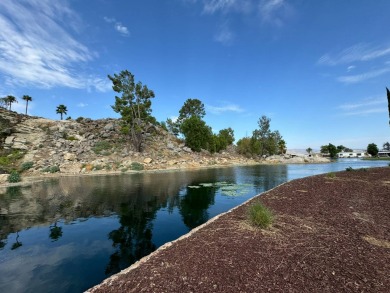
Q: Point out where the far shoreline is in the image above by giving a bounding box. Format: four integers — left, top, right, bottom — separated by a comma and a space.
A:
0, 158, 331, 188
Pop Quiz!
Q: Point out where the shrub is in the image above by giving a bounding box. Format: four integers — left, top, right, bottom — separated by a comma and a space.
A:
131, 162, 144, 171
42, 166, 60, 173
327, 172, 336, 178
8, 170, 21, 183
20, 161, 34, 171
345, 167, 353, 171
248, 202, 273, 229
92, 141, 112, 155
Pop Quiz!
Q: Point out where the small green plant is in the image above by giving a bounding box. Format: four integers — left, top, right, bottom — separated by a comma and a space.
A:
42, 166, 60, 173
131, 162, 144, 171
327, 172, 336, 178
8, 170, 21, 183
92, 141, 112, 155
93, 164, 103, 171
248, 202, 273, 229
345, 166, 353, 171
76, 117, 84, 123
121, 167, 129, 173
20, 161, 34, 171
66, 136, 78, 141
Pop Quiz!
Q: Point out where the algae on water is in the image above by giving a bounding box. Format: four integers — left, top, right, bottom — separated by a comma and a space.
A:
188, 182, 253, 197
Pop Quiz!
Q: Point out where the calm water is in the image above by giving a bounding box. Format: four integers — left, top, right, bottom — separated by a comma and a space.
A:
0, 159, 388, 292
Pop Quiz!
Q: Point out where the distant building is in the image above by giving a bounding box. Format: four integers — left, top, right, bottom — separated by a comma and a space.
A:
337, 151, 367, 158
378, 150, 390, 157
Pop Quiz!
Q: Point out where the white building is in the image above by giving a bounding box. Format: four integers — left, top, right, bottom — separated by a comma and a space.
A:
337, 151, 367, 158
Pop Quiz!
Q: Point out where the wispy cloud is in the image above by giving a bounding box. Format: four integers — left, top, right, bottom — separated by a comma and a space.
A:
104, 16, 129, 36
337, 68, 390, 84
0, 0, 108, 92
214, 22, 234, 45
258, 0, 292, 27
338, 96, 387, 116
206, 103, 245, 114
77, 102, 88, 108
318, 43, 390, 66
202, 0, 252, 14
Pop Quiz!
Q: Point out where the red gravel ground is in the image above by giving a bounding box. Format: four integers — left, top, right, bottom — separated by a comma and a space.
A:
87, 167, 390, 292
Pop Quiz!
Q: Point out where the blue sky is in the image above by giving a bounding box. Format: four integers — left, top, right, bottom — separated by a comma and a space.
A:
1, 0, 389, 150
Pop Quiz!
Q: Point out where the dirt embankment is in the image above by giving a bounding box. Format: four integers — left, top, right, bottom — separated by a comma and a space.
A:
87, 167, 390, 293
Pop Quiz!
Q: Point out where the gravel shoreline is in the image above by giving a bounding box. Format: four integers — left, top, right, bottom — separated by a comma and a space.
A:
87, 167, 390, 292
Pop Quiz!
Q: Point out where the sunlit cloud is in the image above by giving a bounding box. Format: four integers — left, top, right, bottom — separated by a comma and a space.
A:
337, 68, 390, 84
318, 43, 390, 66
206, 103, 245, 114
0, 0, 107, 92
104, 16, 130, 36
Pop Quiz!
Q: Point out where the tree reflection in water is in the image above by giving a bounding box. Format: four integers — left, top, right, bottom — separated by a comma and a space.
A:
49, 221, 63, 242
105, 198, 158, 276
179, 184, 216, 230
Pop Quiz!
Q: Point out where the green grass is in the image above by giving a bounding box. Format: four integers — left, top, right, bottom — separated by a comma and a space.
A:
362, 157, 390, 161
248, 202, 273, 229
327, 172, 336, 178
0, 150, 26, 172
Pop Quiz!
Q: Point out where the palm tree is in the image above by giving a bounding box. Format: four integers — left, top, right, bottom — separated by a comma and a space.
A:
5, 95, 17, 111
56, 104, 68, 120
22, 95, 32, 115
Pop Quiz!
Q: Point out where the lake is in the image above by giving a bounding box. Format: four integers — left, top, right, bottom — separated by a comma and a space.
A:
0, 159, 388, 292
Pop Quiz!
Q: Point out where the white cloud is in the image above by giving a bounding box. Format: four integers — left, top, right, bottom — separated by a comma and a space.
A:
77, 102, 88, 108
104, 16, 130, 36
0, 0, 107, 92
347, 65, 356, 72
337, 68, 390, 84
338, 96, 387, 116
115, 23, 129, 36
318, 43, 390, 66
206, 103, 244, 114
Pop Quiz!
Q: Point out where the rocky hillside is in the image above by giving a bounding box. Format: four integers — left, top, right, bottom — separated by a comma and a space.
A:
0, 108, 330, 183
0, 108, 257, 180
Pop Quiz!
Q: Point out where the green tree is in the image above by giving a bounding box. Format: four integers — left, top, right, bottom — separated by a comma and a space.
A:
252, 115, 271, 157
0, 97, 7, 108
166, 118, 180, 136
336, 145, 346, 153
218, 128, 235, 146
108, 70, 155, 152
178, 98, 205, 123
181, 116, 212, 152
383, 142, 390, 151
306, 147, 313, 155
4, 95, 17, 111
320, 144, 337, 158
328, 143, 338, 158
22, 95, 32, 115
367, 143, 379, 156
56, 104, 67, 120
278, 139, 287, 154
236, 137, 253, 157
